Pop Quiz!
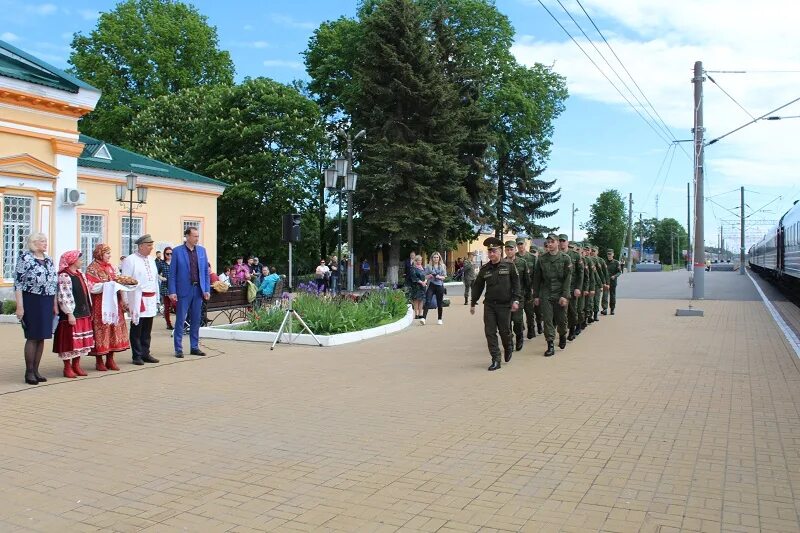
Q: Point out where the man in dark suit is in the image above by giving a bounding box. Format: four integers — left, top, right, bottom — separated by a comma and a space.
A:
168, 227, 211, 357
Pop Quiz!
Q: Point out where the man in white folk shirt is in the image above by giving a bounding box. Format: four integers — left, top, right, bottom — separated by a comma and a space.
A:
121, 234, 160, 365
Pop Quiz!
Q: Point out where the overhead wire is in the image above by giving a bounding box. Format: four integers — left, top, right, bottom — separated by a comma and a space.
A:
534, 0, 674, 146
706, 95, 800, 146
706, 74, 756, 120
656, 142, 677, 199
642, 144, 674, 209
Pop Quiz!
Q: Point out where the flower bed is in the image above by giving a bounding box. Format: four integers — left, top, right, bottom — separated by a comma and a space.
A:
247, 284, 408, 335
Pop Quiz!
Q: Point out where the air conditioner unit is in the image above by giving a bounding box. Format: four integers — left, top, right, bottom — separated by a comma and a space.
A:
63, 188, 86, 206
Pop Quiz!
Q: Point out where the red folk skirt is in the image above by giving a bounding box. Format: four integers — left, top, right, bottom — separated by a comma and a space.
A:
88, 292, 130, 355
53, 316, 95, 359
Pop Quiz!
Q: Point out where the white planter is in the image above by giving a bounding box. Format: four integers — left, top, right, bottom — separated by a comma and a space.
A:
199, 305, 414, 346
0, 315, 19, 324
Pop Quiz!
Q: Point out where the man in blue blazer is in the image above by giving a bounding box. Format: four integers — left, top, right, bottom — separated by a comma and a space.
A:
168, 227, 211, 357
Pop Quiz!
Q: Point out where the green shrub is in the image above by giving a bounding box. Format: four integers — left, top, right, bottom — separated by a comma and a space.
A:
246, 288, 408, 335
2, 300, 16, 314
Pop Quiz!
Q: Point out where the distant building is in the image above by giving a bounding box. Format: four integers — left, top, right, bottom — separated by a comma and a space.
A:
0, 40, 225, 297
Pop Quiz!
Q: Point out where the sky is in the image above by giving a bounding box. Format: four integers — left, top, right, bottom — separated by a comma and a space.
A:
3, 0, 800, 253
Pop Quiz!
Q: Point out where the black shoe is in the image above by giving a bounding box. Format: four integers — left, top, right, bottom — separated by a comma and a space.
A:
141, 355, 160, 364
593, 312, 599, 321
567, 327, 575, 341
504, 350, 512, 363
515, 338, 524, 351
544, 342, 555, 357
610, 309, 615, 315
488, 360, 501, 371
132, 358, 144, 366
601, 310, 608, 316
167, 325, 174, 330
587, 317, 594, 324
537, 324, 543, 334
175, 352, 184, 358
34, 371, 47, 383
558, 336, 567, 349
190, 348, 206, 356
25, 371, 38, 385
574, 325, 582, 337
527, 330, 535, 339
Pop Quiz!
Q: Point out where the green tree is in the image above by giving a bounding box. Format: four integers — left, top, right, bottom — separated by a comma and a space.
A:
491, 63, 567, 238
350, 0, 469, 283
633, 217, 658, 253
124, 78, 326, 274
583, 190, 627, 255
654, 218, 688, 265
69, 0, 234, 146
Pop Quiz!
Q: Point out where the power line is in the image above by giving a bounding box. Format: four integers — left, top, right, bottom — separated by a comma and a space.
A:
656, 142, 677, 199
706, 95, 800, 146
643, 144, 674, 208
706, 74, 756, 120
535, 0, 674, 146
706, 70, 800, 74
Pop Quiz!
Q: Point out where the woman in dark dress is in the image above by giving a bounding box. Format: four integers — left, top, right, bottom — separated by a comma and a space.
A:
14, 232, 58, 385
409, 255, 427, 319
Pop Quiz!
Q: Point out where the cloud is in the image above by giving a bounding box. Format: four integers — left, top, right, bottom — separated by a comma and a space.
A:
79, 9, 99, 21
26, 3, 58, 15
243, 24, 254, 31
269, 14, 316, 30
230, 40, 270, 49
1, 32, 19, 42
263, 59, 304, 70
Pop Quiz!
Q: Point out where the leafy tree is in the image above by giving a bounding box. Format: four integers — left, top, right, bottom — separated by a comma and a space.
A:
633, 217, 658, 252
654, 218, 688, 265
350, 0, 469, 283
583, 190, 627, 255
69, 0, 234, 146
124, 78, 326, 274
491, 63, 566, 238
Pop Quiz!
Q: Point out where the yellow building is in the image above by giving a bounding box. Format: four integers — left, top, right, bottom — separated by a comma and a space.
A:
0, 40, 225, 297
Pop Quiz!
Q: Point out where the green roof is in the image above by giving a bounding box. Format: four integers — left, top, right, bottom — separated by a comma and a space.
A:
78, 135, 226, 188
0, 40, 97, 94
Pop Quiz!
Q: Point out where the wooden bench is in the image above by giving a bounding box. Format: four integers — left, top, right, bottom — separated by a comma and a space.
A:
254, 277, 285, 309
204, 285, 252, 325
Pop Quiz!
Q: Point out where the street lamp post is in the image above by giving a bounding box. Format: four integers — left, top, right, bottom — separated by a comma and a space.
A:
571, 204, 578, 242
324, 167, 343, 294
116, 172, 147, 255
336, 128, 366, 292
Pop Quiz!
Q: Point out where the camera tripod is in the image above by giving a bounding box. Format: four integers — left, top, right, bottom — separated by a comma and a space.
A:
270, 306, 323, 350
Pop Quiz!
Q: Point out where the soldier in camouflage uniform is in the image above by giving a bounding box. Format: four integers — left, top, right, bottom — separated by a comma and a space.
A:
590, 246, 605, 322
602, 249, 622, 315
471, 237, 522, 371
575, 243, 590, 336
515, 238, 537, 339
584, 244, 598, 325
505, 241, 530, 351
558, 235, 584, 341
532, 234, 572, 357
533, 247, 544, 334
462, 251, 476, 305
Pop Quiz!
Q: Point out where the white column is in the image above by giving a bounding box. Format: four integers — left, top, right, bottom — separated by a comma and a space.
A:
54, 153, 78, 259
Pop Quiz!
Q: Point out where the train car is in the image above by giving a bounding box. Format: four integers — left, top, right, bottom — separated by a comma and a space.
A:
750, 200, 800, 297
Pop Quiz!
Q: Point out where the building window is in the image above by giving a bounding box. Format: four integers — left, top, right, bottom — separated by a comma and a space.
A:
183, 219, 202, 241
80, 214, 104, 268
121, 216, 143, 256
3, 196, 33, 279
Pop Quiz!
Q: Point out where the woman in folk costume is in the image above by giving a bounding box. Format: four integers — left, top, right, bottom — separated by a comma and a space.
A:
85, 244, 130, 371
53, 250, 94, 378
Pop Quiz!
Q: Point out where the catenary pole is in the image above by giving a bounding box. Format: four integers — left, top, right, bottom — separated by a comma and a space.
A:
626, 193, 633, 272
687, 182, 691, 270
692, 61, 705, 299
639, 213, 644, 263
740, 186, 745, 274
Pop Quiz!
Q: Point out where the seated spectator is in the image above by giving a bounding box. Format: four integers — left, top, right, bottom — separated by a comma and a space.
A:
256, 265, 269, 286
209, 263, 219, 283
232, 257, 251, 285
218, 266, 231, 286
259, 266, 280, 297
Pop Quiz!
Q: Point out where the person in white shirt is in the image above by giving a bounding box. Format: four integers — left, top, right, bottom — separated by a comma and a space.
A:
121, 234, 160, 365
314, 259, 330, 293
218, 266, 231, 286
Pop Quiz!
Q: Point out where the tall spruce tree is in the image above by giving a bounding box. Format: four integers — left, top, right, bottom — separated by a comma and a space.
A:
352, 0, 468, 283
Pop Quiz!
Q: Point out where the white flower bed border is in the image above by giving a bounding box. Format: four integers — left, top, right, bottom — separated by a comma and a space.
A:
199, 304, 414, 346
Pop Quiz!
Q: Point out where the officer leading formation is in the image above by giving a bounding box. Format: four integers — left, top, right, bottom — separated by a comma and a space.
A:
469, 234, 623, 370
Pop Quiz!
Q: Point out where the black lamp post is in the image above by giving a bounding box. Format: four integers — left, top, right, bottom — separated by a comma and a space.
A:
116, 172, 147, 255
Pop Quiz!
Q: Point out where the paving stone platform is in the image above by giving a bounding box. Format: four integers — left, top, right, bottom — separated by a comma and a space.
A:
0, 281, 799, 532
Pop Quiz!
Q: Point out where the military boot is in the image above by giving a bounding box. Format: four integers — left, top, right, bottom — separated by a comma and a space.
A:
527, 326, 535, 339
515, 333, 524, 351
544, 341, 555, 357
488, 358, 501, 371
504, 347, 513, 362
558, 335, 567, 349
567, 326, 575, 341
610, 308, 615, 315
574, 323, 582, 336
537, 323, 543, 335
600, 309, 608, 316
464, 297, 468, 305
593, 311, 599, 322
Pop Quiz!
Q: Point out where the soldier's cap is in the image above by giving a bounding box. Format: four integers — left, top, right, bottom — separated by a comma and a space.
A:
483, 237, 504, 249
504, 240, 516, 248
515, 237, 526, 245
607, 248, 614, 254
558, 233, 569, 241
546, 233, 558, 241
592, 246, 599, 252
135, 234, 154, 245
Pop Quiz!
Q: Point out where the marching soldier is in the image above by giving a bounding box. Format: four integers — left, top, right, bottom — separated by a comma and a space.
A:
584, 244, 598, 325
602, 249, 622, 315
505, 240, 530, 351
558, 235, 584, 341
590, 246, 607, 322
462, 251, 476, 305
576, 243, 591, 335
533, 246, 544, 335
470, 237, 521, 371
532, 234, 572, 357
516, 238, 537, 339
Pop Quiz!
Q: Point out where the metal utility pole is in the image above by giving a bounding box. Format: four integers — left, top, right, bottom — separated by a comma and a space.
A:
655, 194, 659, 220
692, 60, 705, 299
719, 225, 723, 262
571, 203, 576, 241
740, 186, 745, 274
671, 233, 675, 268
626, 193, 633, 272
639, 213, 644, 263
687, 182, 691, 270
